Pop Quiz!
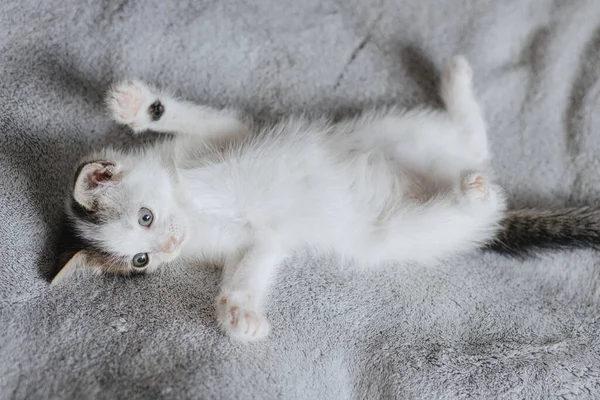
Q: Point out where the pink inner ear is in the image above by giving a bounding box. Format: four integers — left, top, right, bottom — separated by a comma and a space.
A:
92, 168, 113, 184
74, 161, 119, 210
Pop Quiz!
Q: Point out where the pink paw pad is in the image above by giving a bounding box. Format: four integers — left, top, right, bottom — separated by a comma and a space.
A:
463, 171, 489, 201
106, 80, 155, 132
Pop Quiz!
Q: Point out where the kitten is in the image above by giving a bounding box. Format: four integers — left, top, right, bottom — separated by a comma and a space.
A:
52, 57, 600, 341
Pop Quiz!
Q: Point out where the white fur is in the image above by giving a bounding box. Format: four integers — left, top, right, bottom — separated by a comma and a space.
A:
75, 56, 506, 341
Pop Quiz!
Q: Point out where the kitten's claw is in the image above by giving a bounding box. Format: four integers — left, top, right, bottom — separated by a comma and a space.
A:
216, 293, 270, 341
462, 171, 489, 202
106, 80, 160, 133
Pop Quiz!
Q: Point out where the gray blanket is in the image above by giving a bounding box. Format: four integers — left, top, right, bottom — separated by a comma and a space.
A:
2, 0, 600, 398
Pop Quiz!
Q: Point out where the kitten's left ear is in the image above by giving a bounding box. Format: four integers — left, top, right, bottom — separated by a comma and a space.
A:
73, 160, 122, 210
51, 250, 102, 286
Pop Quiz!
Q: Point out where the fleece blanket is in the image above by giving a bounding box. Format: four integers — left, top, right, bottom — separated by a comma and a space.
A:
2, 0, 600, 398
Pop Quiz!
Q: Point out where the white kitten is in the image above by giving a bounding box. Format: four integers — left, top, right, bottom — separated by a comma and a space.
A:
54, 56, 507, 341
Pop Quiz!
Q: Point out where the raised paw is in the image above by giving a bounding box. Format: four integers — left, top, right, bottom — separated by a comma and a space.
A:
216, 293, 270, 342
444, 55, 473, 86
461, 171, 489, 202
440, 55, 473, 106
106, 80, 163, 132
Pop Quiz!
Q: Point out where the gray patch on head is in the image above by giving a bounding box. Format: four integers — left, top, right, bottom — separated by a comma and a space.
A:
55, 209, 137, 281
66, 168, 134, 271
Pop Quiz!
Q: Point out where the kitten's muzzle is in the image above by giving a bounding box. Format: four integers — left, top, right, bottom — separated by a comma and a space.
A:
160, 235, 184, 253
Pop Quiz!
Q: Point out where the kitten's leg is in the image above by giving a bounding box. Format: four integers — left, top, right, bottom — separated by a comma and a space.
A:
216, 242, 285, 341
384, 170, 505, 264
106, 80, 247, 139
440, 56, 488, 163
347, 57, 488, 178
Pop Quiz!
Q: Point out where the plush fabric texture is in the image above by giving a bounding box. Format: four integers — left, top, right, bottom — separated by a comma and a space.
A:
2, 0, 600, 398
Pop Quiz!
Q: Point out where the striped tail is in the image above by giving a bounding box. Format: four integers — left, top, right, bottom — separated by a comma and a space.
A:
486, 207, 600, 256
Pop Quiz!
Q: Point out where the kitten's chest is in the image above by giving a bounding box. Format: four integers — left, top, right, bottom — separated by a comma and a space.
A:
178, 166, 250, 257
185, 215, 248, 257
178, 165, 238, 216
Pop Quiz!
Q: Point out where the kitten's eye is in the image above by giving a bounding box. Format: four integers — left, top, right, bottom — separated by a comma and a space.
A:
138, 207, 153, 227
132, 253, 149, 268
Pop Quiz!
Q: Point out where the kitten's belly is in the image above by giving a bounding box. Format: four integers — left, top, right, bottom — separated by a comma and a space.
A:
175, 129, 413, 258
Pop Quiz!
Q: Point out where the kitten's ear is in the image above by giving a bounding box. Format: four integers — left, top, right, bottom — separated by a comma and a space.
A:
51, 250, 101, 286
73, 160, 122, 210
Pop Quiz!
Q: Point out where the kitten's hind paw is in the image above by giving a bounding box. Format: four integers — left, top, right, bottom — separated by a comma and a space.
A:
443, 55, 473, 88
216, 293, 271, 342
106, 80, 164, 133
461, 170, 489, 202
440, 55, 474, 108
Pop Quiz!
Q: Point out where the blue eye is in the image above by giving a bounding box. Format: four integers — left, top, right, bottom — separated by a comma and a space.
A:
138, 207, 153, 227
132, 253, 149, 268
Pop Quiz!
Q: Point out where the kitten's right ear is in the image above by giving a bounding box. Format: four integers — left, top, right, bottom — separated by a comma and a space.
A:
51, 250, 101, 286
73, 161, 122, 210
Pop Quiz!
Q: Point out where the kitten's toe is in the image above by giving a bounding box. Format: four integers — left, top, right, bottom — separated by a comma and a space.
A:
461, 170, 489, 202
216, 293, 270, 342
106, 80, 161, 133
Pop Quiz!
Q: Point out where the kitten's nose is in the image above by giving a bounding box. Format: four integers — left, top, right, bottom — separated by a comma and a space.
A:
162, 236, 182, 253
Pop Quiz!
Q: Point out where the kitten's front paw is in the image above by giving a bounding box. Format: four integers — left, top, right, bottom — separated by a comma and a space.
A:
216, 293, 270, 342
106, 80, 163, 132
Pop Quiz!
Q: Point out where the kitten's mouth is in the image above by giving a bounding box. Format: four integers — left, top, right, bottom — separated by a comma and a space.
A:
175, 233, 185, 249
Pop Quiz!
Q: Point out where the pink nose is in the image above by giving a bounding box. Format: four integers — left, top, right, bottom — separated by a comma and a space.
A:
161, 236, 182, 253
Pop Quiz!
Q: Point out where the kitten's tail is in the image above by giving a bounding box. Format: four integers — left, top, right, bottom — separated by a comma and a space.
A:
487, 207, 600, 256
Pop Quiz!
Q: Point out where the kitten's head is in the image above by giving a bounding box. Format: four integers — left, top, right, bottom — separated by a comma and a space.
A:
52, 148, 188, 285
